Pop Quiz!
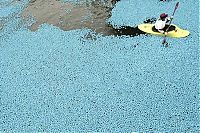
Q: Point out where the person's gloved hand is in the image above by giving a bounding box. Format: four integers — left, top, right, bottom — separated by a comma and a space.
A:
170, 16, 174, 20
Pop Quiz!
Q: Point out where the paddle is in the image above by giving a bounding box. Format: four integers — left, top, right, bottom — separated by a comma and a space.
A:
162, 2, 179, 45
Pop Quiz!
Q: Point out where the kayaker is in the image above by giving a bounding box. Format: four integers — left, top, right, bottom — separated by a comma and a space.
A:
154, 13, 173, 34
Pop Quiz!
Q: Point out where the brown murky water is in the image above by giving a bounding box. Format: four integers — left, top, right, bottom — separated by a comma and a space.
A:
22, 0, 118, 35
1, 0, 164, 37
21, 0, 148, 37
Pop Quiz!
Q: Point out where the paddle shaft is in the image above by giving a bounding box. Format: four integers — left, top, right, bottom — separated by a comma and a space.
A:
162, 2, 179, 44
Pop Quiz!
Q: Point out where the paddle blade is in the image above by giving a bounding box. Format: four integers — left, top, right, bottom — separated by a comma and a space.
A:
162, 37, 166, 44
175, 2, 179, 10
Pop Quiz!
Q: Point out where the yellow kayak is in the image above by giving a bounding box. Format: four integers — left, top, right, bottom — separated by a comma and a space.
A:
138, 24, 190, 38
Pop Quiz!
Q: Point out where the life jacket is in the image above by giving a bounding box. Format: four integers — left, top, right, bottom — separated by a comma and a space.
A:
155, 17, 170, 30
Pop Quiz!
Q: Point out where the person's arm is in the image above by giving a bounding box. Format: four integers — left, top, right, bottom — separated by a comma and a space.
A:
166, 16, 173, 23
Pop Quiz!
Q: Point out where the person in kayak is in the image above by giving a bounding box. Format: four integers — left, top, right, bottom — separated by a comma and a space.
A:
154, 13, 173, 34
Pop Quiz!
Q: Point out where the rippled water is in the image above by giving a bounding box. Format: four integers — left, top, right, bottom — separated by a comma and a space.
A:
0, 0, 199, 132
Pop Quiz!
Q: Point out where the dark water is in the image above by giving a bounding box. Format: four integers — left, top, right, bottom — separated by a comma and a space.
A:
0, 20, 4, 30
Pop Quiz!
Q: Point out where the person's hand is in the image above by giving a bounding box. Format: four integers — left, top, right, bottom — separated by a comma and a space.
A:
164, 32, 168, 35
170, 16, 174, 20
